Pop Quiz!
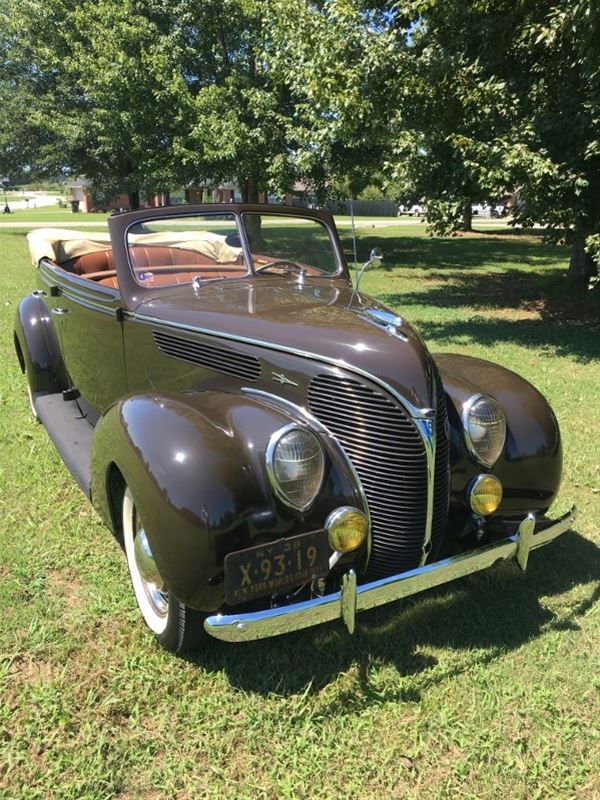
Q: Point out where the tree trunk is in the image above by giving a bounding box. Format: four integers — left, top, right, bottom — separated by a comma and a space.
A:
568, 238, 596, 287
241, 178, 259, 204
128, 191, 140, 210
462, 202, 472, 232
241, 178, 265, 249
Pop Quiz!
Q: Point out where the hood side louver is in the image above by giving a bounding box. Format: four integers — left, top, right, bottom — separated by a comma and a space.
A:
153, 330, 261, 381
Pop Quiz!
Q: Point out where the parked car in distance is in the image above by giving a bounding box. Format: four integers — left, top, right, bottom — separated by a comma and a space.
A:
472, 203, 506, 218
14, 204, 575, 651
398, 203, 425, 217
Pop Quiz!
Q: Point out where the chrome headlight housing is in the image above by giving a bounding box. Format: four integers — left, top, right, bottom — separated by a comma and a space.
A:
462, 393, 507, 467
266, 425, 325, 511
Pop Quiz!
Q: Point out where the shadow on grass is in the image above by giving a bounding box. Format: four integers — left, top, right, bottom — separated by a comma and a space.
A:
420, 316, 599, 363
341, 231, 567, 272
185, 530, 598, 703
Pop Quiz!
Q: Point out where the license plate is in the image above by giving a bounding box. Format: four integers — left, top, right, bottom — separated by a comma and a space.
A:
224, 529, 330, 605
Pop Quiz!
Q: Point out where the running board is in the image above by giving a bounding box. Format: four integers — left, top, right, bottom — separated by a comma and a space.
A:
35, 393, 94, 496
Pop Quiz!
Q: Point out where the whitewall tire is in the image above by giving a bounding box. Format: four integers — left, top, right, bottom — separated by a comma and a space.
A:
122, 487, 206, 652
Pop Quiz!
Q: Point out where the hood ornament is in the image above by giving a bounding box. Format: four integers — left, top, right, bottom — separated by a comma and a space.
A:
272, 372, 299, 387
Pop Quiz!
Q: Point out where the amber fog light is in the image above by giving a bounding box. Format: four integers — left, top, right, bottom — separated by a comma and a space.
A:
326, 507, 369, 553
469, 475, 503, 516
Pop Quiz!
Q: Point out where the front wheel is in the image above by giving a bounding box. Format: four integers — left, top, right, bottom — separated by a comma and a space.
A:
122, 487, 206, 652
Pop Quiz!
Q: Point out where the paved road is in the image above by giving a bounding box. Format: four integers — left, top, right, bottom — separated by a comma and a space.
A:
2, 193, 62, 211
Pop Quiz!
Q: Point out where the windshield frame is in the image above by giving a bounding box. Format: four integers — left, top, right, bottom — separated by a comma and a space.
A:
109, 204, 350, 309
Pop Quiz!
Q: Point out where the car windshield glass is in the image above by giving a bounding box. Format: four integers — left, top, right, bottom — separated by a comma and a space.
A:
126, 213, 247, 288
241, 213, 339, 276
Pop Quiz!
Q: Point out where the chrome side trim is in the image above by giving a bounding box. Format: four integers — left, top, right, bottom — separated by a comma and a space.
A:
128, 312, 435, 419
203, 507, 576, 643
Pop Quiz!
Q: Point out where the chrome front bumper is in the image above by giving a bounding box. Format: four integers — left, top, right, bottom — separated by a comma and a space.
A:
204, 508, 576, 643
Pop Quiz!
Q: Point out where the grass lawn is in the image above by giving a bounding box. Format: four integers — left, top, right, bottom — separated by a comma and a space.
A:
0, 222, 598, 799
0, 208, 111, 223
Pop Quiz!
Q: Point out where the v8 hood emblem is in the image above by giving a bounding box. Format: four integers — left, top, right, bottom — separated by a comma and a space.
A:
272, 372, 299, 386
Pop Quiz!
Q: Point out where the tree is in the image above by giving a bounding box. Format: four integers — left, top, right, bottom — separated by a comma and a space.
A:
1, 0, 305, 205
265, 0, 400, 202
0, 0, 190, 206
384, 0, 600, 283
173, 0, 299, 203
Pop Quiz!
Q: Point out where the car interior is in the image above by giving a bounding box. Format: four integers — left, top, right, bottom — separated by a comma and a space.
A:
27, 228, 248, 289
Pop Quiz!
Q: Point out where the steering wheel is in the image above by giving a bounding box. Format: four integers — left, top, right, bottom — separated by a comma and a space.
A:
254, 260, 306, 275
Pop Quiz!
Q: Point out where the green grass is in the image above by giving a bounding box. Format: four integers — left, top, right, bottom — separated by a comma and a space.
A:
0, 223, 598, 799
0, 208, 111, 223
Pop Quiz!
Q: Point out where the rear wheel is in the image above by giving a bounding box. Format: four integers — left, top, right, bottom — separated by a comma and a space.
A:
122, 487, 206, 652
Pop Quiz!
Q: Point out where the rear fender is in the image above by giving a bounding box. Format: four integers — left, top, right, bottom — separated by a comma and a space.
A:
91, 391, 364, 612
13, 293, 68, 395
434, 353, 562, 514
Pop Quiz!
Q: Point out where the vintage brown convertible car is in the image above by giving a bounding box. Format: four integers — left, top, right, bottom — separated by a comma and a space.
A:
14, 204, 575, 651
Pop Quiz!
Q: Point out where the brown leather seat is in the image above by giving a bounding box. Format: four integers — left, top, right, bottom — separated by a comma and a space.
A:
129, 245, 223, 268
61, 245, 243, 290
61, 246, 220, 275
60, 250, 114, 274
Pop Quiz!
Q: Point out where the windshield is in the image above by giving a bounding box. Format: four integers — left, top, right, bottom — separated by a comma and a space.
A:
241, 213, 340, 276
125, 211, 341, 288
126, 213, 247, 288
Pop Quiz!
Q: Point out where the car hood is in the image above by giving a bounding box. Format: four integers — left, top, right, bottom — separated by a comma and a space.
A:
133, 277, 436, 412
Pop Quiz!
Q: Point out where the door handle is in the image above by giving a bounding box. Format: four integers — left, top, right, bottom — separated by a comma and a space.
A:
51, 307, 70, 316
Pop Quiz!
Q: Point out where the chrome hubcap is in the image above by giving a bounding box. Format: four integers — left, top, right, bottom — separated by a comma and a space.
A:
133, 513, 168, 617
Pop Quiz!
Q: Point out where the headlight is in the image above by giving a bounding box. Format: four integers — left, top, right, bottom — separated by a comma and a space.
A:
266, 425, 325, 510
463, 393, 506, 467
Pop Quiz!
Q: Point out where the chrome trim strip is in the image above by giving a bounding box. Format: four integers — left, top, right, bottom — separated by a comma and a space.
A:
203, 507, 576, 642
38, 265, 121, 317
54, 295, 117, 318
415, 417, 436, 565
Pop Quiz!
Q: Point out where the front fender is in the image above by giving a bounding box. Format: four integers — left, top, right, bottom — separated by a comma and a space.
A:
434, 353, 562, 515
91, 390, 364, 612
13, 293, 68, 395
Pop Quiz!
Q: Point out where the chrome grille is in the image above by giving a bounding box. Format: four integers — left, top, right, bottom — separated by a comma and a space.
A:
308, 373, 429, 577
153, 330, 261, 381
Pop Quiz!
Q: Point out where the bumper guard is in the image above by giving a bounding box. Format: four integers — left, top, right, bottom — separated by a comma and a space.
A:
204, 508, 576, 643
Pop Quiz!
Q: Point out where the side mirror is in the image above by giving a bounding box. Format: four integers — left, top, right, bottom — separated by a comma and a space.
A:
355, 247, 383, 290
369, 247, 383, 266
